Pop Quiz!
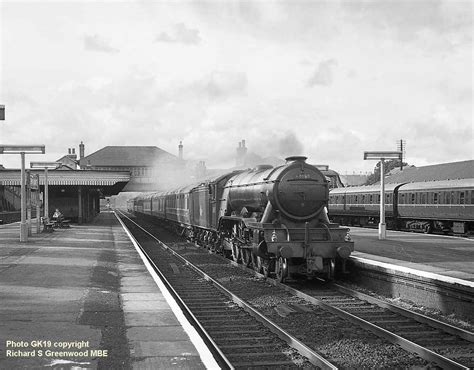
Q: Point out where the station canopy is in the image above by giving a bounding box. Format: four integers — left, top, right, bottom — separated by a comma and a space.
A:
0, 169, 130, 195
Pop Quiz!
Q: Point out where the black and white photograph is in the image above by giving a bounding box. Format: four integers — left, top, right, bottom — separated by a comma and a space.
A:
0, 0, 473, 368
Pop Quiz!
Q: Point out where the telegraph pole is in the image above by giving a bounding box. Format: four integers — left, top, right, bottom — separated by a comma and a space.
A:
397, 139, 406, 171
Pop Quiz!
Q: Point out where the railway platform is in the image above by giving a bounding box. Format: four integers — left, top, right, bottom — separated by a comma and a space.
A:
348, 227, 474, 286
0, 212, 217, 369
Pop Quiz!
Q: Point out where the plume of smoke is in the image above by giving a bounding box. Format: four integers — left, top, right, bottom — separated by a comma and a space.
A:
278, 131, 304, 156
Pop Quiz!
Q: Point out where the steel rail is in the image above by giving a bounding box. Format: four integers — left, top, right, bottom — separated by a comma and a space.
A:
224, 260, 469, 370
116, 211, 234, 370
117, 210, 337, 370
334, 283, 474, 343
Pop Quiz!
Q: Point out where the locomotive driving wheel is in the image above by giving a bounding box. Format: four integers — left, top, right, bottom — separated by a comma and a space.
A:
241, 248, 252, 267
327, 259, 336, 281
231, 242, 241, 263
275, 257, 288, 283
256, 256, 270, 277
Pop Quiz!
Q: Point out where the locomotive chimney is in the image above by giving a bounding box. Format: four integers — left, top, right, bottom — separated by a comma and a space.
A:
285, 156, 307, 163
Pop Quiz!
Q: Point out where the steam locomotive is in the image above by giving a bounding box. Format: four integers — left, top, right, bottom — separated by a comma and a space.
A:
328, 178, 474, 235
130, 156, 354, 281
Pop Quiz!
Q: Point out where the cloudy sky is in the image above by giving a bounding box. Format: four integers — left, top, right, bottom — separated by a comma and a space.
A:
0, 0, 472, 173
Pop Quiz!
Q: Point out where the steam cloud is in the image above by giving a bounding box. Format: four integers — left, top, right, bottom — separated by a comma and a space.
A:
83, 34, 119, 53
155, 23, 201, 45
307, 59, 337, 87
278, 131, 304, 157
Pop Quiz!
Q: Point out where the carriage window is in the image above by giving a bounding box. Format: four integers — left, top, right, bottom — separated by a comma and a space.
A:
460, 191, 465, 204
355, 195, 358, 203
433, 192, 438, 204
411, 193, 415, 204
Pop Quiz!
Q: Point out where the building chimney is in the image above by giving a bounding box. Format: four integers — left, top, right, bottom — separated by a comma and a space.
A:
72, 148, 75, 154
178, 141, 183, 160
236, 139, 248, 167
79, 141, 85, 159
67, 147, 77, 162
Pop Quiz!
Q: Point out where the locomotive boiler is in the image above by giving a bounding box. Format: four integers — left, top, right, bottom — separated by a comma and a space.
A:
131, 156, 354, 281
218, 156, 353, 281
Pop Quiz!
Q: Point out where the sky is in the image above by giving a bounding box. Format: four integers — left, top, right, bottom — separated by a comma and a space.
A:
0, 0, 472, 174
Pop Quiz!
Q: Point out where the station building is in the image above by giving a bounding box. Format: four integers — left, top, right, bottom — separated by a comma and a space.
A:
0, 167, 129, 223
0, 142, 131, 224
0, 141, 194, 221
78, 144, 186, 192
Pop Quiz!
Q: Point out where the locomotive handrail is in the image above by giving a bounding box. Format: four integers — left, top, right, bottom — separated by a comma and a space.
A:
280, 223, 291, 241
321, 223, 333, 241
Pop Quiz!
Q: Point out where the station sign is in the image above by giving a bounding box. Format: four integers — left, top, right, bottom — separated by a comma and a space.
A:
364, 151, 402, 160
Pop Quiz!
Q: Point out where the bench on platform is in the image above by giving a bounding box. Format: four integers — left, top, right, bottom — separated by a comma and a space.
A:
60, 220, 71, 228
43, 222, 55, 233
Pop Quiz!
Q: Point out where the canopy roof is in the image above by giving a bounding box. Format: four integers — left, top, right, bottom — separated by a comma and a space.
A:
0, 169, 130, 186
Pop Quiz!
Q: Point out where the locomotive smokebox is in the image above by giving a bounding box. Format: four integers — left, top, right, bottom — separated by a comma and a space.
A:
273, 157, 328, 220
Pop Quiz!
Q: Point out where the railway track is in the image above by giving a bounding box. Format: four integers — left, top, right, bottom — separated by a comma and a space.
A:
287, 284, 474, 369
118, 211, 474, 368
117, 211, 331, 369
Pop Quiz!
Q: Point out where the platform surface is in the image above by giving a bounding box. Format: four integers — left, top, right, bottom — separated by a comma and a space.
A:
0, 213, 211, 369
348, 227, 474, 284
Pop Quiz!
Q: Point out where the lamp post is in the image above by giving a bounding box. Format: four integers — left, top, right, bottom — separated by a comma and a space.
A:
364, 151, 402, 240
30, 161, 60, 228
0, 145, 46, 242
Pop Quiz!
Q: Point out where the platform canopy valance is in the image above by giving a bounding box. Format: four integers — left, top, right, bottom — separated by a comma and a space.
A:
0, 169, 130, 186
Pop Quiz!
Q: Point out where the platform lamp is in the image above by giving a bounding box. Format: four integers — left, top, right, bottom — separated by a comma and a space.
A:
0, 145, 45, 242
364, 151, 402, 240
30, 161, 60, 230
